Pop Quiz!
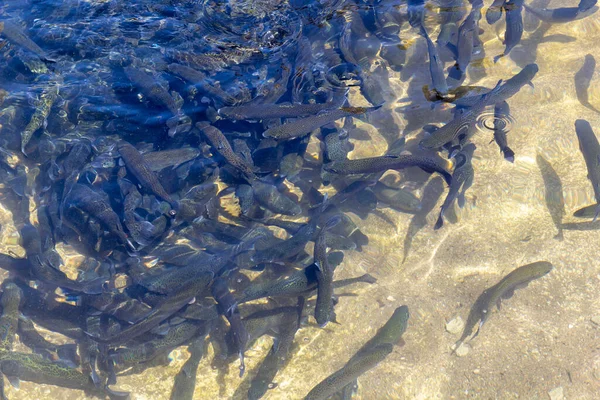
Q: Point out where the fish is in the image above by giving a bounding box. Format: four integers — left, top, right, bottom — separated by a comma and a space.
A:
420, 81, 503, 149
536, 155, 565, 240
169, 338, 206, 400
124, 66, 180, 116
0, 20, 56, 62
250, 179, 301, 216
454, 261, 553, 351
212, 277, 249, 377
575, 119, 600, 220
142, 148, 200, 172
324, 154, 453, 186
0, 351, 91, 391
0, 283, 22, 351
218, 96, 346, 120
111, 321, 203, 366
491, 101, 515, 162
574, 54, 600, 114
338, 305, 409, 396
486, 0, 507, 24
372, 182, 422, 213
434, 143, 476, 230
118, 140, 179, 215
447, 7, 479, 81
436, 0, 467, 47
64, 184, 133, 249
263, 106, 381, 141
453, 64, 538, 108
523, 1, 598, 23
303, 343, 393, 400
573, 203, 600, 218
17, 315, 59, 355
86, 273, 212, 345
166, 63, 236, 106
494, 0, 524, 63
237, 264, 320, 304
246, 303, 302, 400
21, 84, 59, 155
314, 216, 342, 327
198, 122, 256, 180
418, 25, 448, 99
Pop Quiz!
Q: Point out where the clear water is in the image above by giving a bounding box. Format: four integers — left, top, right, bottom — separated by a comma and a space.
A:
0, 0, 599, 399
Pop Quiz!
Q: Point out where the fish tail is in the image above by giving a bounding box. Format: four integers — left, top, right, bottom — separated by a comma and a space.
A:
503, 147, 515, 163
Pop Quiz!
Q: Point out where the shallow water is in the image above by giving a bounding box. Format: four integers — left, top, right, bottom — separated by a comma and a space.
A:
1, 0, 600, 399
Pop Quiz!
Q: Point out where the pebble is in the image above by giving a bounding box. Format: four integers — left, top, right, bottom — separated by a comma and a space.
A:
591, 316, 600, 326
454, 343, 469, 357
446, 316, 465, 334
548, 387, 564, 400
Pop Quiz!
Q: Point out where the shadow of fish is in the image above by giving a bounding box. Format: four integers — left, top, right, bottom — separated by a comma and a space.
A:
574, 54, 600, 114
402, 177, 445, 263
536, 154, 565, 240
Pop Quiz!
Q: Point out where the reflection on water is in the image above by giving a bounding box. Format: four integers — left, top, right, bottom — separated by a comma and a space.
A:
0, 0, 599, 399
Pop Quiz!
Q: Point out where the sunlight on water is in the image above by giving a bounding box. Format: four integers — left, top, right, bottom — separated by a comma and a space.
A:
0, 0, 599, 399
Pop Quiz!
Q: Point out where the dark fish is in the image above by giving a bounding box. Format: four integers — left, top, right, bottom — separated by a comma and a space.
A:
17, 315, 59, 355
491, 101, 515, 162
166, 63, 236, 106
0, 20, 55, 62
237, 264, 320, 304
523, 2, 598, 23
436, 0, 467, 47
314, 216, 342, 327
324, 154, 453, 186
536, 155, 565, 240
486, 0, 507, 24
263, 106, 381, 140
494, 0, 524, 63
419, 26, 448, 98
218, 97, 346, 120
454, 261, 553, 350
251, 179, 301, 216
169, 338, 206, 400
246, 304, 301, 400
372, 182, 422, 213
142, 148, 200, 172
420, 82, 503, 149
87, 273, 212, 345
303, 343, 393, 400
21, 84, 59, 155
574, 54, 600, 114
434, 143, 476, 230
351, 306, 409, 363
448, 7, 479, 81
111, 321, 202, 366
198, 123, 256, 180
118, 140, 179, 215
338, 305, 409, 396
124, 66, 180, 116
0, 351, 92, 391
575, 119, 600, 220
212, 277, 249, 377
0, 283, 22, 350
65, 184, 132, 249
573, 203, 599, 218
453, 64, 538, 108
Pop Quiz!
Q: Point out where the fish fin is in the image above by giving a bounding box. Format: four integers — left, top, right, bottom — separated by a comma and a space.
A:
493, 54, 504, 63
5, 376, 19, 390
527, 81, 535, 89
